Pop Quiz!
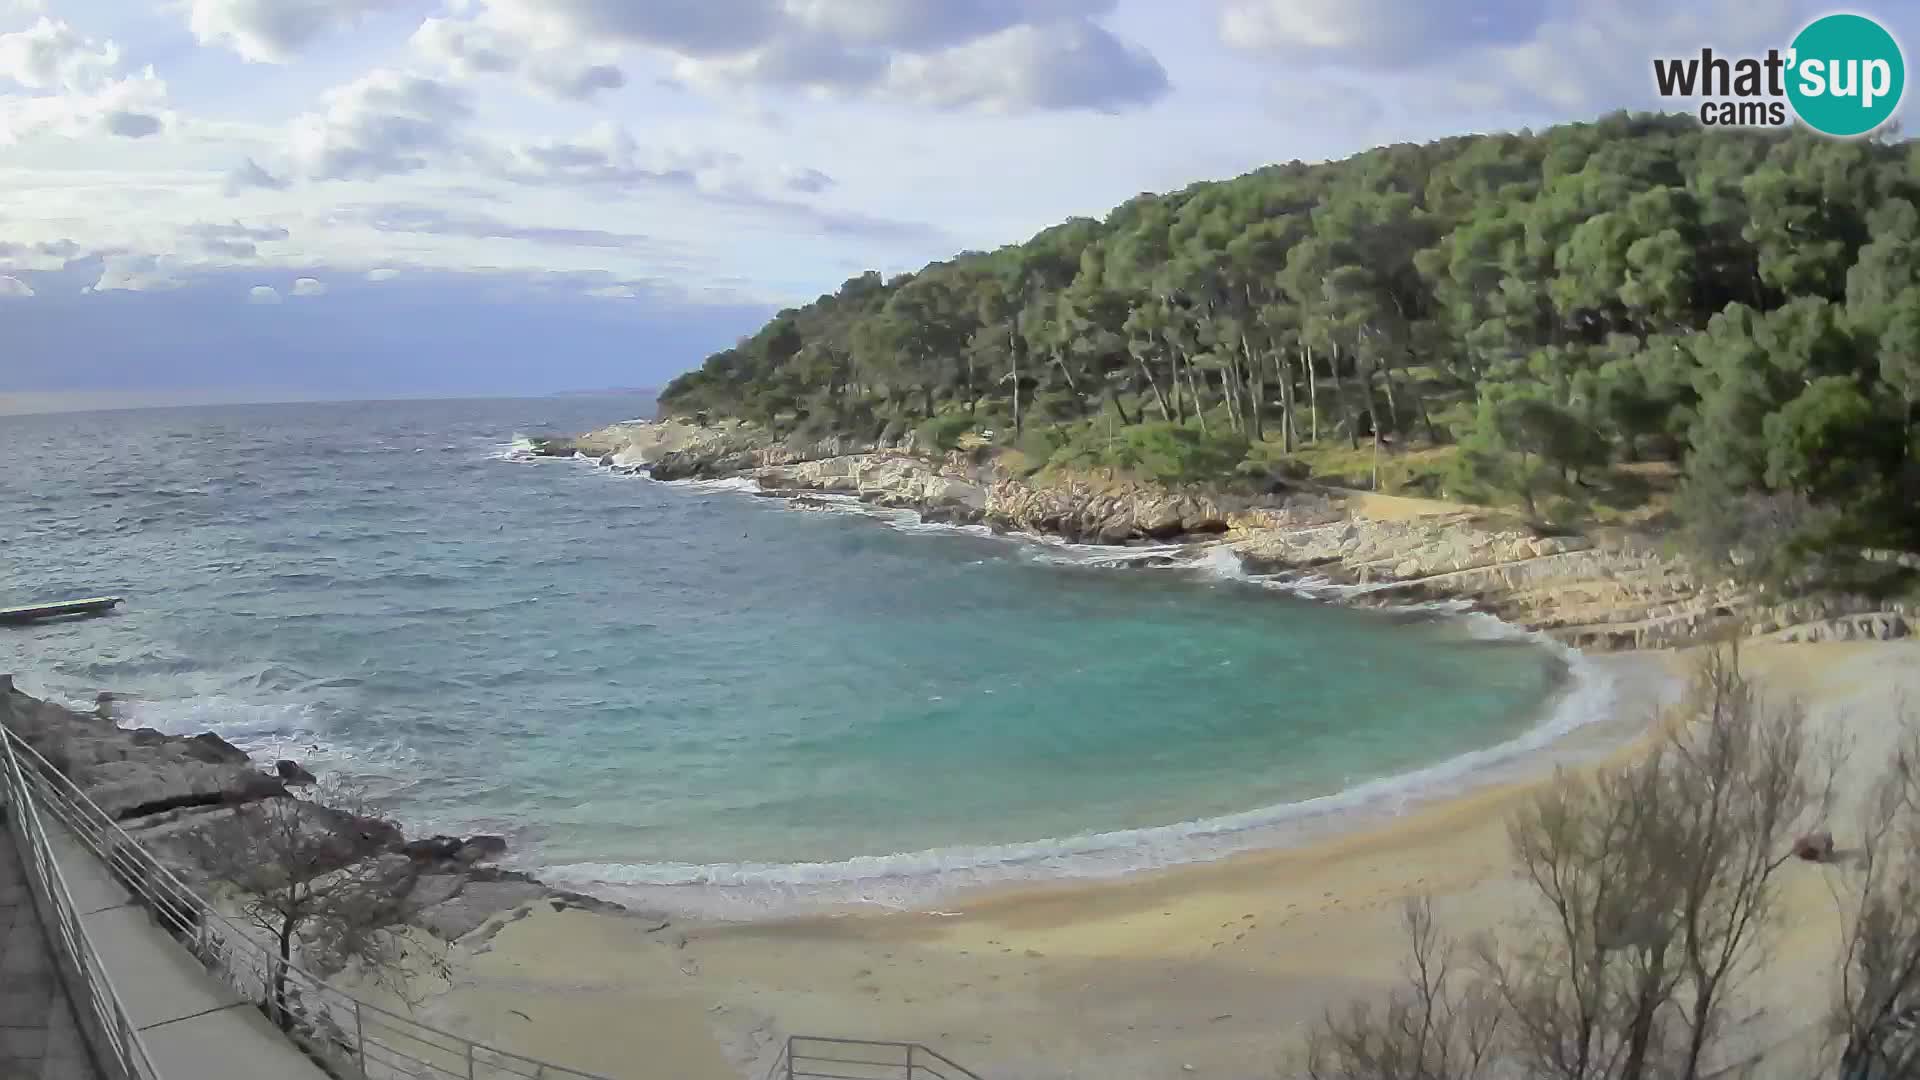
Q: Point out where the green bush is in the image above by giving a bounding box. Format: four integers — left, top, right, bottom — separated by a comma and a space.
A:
914, 411, 983, 452
1046, 422, 1249, 486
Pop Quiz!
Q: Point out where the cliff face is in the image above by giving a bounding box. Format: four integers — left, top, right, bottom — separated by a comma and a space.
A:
548, 420, 1917, 651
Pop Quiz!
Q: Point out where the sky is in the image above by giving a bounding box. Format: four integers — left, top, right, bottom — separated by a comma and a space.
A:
0, 0, 1913, 413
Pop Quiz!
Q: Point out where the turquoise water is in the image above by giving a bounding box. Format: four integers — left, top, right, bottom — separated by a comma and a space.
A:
0, 399, 1585, 916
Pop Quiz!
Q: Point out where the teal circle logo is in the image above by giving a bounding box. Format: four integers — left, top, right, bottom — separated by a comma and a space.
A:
1787, 14, 1905, 137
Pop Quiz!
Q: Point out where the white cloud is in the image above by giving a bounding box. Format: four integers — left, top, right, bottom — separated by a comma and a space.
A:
879, 20, 1166, 111
0, 67, 169, 143
410, 15, 626, 101
366, 268, 401, 281
248, 284, 282, 303
586, 284, 636, 298
226, 157, 291, 192
0, 274, 34, 297
0, 17, 120, 91
1215, 0, 1805, 116
281, 68, 475, 181
0, 239, 81, 272
1452, 0, 1803, 112
497, 121, 724, 188
291, 276, 326, 295
187, 0, 401, 64
0, 17, 168, 143
183, 221, 289, 260
89, 254, 187, 292
1218, 0, 1549, 66
464, 0, 1166, 111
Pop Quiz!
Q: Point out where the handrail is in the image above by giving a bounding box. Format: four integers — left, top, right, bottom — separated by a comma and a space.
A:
1, 717, 162, 1080
0, 720, 615, 1080
768, 1036, 983, 1080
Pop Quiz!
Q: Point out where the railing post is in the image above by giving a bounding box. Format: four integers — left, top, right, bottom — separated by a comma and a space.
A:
467, 1038, 476, 1080
355, 1000, 366, 1076
907, 1042, 916, 1080
786, 1037, 796, 1080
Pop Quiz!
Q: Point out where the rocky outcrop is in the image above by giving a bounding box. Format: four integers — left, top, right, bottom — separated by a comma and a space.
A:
543, 419, 1920, 653
1, 674, 276, 818
0, 677, 642, 945
984, 480, 1234, 542
1225, 513, 1919, 651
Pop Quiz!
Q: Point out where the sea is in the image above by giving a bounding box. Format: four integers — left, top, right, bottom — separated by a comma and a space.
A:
0, 397, 1618, 918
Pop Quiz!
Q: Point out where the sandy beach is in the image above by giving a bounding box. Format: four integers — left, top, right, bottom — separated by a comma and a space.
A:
388, 638, 1920, 1079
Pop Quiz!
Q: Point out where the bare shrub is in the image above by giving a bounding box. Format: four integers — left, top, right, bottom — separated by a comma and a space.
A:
1833, 704, 1920, 1079
186, 779, 438, 1030
1305, 897, 1502, 1080
1304, 647, 1828, 1080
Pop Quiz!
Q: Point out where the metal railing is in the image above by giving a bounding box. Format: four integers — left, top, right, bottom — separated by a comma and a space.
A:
765, 1037, 983, 1080
1, 717, 161, 1080
0, 720, 614, 1080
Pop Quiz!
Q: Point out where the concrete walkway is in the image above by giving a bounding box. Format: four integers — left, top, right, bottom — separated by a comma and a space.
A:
0, 827, 96, 1080
38, 825, 330, 1080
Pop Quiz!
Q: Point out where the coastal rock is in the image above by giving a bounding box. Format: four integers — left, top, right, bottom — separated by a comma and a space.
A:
275, 759, 317, 785
0, 682, 603, 951
561, 420, 1914, 654
402, 835, 466, 862
400, 833, 510, 866
454, 834, 508, 864
184, 732, 251, 765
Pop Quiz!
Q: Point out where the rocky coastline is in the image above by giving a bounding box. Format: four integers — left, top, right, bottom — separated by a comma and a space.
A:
536, 418, 1917, 652
0, 674, 627, 946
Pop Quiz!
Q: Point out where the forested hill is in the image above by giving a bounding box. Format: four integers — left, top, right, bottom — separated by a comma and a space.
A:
659, 112, 1920, 581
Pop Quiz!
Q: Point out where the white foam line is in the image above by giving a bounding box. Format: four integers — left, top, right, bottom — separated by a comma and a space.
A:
507, 459, 1668, 919
537, 644, 1641, 921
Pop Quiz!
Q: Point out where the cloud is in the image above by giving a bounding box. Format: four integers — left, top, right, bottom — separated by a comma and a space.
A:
89, 254, 187, 292
0, 274, 33, 297
0, 17, 120, 91
586, 284, 637, 298
284, 69, 474, 181
783, 166, 835, 193
0, 18, 168, 143
227, 157, 291, 192
478, 0, 786, 57
0, 68, 169, 143
190, 222, 293, 243
1216, 0, 1806, 116
104, 109, 161, 137
474, 0, 1166, 111
1449, 0, 1805, 112
495, 122, 720, 189
0, 239, 82, 271
366, 267, 400, 281
1219, 0, 1549, 66
880, 19, 1167, 111
291, 276, 326, 295
181, 221, 290, 261
344, 201, 662, 252
187, 0, 401, 64
248, 284, 282, 303
410, 16, 626, 101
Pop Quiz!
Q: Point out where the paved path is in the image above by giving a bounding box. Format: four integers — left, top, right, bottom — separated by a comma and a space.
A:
40, 823, 330, 1080
0, 825, 96, 1080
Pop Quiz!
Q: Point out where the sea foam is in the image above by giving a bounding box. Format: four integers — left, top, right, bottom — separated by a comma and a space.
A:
521, 523, 1657, 920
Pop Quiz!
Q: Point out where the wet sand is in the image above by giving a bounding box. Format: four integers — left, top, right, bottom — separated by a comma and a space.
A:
412, 640, 1919, 1080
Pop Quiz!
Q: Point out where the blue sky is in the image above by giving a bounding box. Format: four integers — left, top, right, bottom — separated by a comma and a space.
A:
0, 0, 1913, 413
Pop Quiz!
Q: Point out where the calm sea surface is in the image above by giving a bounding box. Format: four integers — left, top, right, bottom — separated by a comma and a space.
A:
0, 397, 1581, 915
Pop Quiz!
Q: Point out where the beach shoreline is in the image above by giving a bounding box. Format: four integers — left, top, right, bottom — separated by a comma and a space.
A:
419, 638, 1917, 1080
